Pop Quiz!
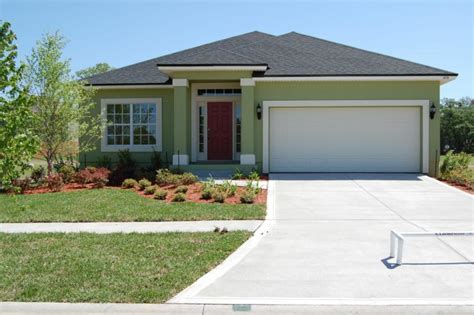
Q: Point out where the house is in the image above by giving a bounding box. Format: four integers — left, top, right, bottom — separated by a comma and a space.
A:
83, 31, 457, 176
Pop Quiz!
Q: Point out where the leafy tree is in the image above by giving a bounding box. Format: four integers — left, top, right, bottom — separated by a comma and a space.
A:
440, 97, 473, 154
0, 21, 39, 188
24, 31, 103, 175
76, 62, 114, 80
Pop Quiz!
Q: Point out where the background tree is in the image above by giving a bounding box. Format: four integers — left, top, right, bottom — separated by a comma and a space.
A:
25, 32, 103, 175
75, 62, 114, 80
0, 21, 39, 188
440, 97, 473, 154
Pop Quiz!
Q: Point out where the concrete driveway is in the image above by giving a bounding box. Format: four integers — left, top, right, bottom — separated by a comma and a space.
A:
171, 173, 473, 305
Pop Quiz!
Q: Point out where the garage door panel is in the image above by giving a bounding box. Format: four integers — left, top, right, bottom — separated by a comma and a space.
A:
269, 107, 421, 173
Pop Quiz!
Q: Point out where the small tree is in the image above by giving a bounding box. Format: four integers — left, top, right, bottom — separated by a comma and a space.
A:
25, 32, 103, 174
0, 21, 39, 188
76, 62, 114, 80
440, 97, 473, 154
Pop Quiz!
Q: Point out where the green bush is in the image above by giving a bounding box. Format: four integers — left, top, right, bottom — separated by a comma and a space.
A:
180, 172, 198, 185
144, 185, 156, 195
11, 177, 31, 194
154, 189, 167, 200
212, 191, 225, 203
30, 165, 45, 184
156, 169, 197, 186
200, 188, 213, 200
46, 174, 64, 192
232, 168, 245, 180
58, 164, 76, 183
221, 180, 237, 197
175, 185, 188, 193
138, 178, 152, 190
240, 191, 256, 204
440, 151, 471, 176
122, 178, 138, 189
172, 192, 186, 202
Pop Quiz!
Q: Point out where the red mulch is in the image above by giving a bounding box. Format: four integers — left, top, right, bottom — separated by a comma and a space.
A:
135, 182, 267, 205
23, 182, 267, 204
438, 179, 473, 195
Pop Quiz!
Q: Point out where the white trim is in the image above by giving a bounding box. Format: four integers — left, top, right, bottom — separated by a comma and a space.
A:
100, 98, 162, 152
90, 84, 172, 90
262, 100, 430, 174
172, 154, 189, 166
240, 154, 256, 165
158, 65, 267, 74
172, 79, 189, 87
254, 75, 456, 85
191, 83, 241, 162
240, 78, 255, 86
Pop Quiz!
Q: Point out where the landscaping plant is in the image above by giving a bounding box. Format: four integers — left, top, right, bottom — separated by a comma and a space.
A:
172, 192, 186, 202
30, 165, 46, 184
175, 185, 188, 194
440, 150, 474, 190
138, 178, 152, 191
232, 168, 245, 180
212, 191, 226, 203
46, 173, 64, 192
0, 22, 39, 190
121, 178, 138, 189
200, 188, 213, 200
144, 185, 156, 195
240, 190, 256, 204
153, 189, 167, 200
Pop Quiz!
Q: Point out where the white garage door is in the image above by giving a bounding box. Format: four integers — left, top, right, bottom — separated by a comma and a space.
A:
269, 107, 421, 172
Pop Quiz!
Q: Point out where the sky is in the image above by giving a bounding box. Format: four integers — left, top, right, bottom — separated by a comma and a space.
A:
1, 0, 473, 99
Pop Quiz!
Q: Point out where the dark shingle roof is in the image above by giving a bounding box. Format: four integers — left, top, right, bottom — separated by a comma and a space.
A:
87, 31, 456, 85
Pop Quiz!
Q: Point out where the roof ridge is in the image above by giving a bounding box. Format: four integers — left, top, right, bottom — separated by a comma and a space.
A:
279, 32, 454, 74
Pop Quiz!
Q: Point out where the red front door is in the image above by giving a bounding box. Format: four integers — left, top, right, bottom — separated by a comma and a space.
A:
207, 102, 233, 160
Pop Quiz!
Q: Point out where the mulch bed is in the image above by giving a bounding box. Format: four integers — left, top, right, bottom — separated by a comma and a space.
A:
22, 182, 267, 205
438, 179, 473, 195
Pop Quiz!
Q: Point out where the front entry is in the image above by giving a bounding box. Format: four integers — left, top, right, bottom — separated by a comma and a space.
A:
207, 102, 233, 160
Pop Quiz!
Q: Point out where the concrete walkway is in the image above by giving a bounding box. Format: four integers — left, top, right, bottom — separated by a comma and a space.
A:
171, 173, 473, 305
1, 302, 472, 315
0, 220, 263, 234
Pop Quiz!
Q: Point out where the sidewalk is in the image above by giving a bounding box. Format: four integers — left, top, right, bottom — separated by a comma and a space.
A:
0, 220, 263, 234
1, 302, 472, 315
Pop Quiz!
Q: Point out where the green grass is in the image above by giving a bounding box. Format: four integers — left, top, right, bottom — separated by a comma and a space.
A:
0, 188, 266, 222
0, 232, 250, 303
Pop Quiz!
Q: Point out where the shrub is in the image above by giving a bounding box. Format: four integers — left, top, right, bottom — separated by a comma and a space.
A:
240, 190, 256, 204
11, 177, 31, 194
200, 188, 213, 200
144, 185, 156, 195
97, 155, 112, 169
46, 173, 64, 192
180, 172, 198, 185
175, 185, 188, 193
232, 168, 245, 180
154, 189, 167, 200
122, 178, 138, 189
53, 157, 78, 173
212, 191, 226, 203
248, 170, 260, 181
58, 164, 76, 183
30, 165, 45, 184
440, 151, 471, 176
221, 180, 237, 197
138, 178, 152, 191
75, 167, 110, 188
156, 169, 179, 186
172, 192, 186, 202
109, 149, 136, 185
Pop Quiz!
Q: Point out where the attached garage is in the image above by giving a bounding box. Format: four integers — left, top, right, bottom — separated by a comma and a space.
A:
262, 100, 430, 174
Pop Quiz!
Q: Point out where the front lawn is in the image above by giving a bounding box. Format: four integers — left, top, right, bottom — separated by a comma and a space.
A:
0, 232, 250, 303
0, 188, 266, 222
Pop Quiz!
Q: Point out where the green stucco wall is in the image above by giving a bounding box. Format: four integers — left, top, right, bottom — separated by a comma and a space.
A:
253, 81, 440, 175
79, 88, 174, 167
84, 79, 441, 176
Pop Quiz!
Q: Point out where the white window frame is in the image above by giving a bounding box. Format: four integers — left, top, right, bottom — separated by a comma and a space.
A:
100, 98, 162, 152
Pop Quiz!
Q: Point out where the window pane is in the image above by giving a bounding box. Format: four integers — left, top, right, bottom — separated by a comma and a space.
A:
133, 104, 140, 114
107, 136, 114, 145
123, 137, 130, 145
133, 135, 140, 144
123, 126, 130, 135
148, 125, 155, 135
141, 135, 148, 144
123, 104, 130, 113
123, 113, 130, 123
115, 104, 122, 114
133, 114, 140, 124
107, 114, 114, 123
115, 136, 122, 145
114, 115, 122, 123
107, 126, 114, 135
149, 136, 156, 144
116, 126, 122, 135
107, 105, 114, 114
